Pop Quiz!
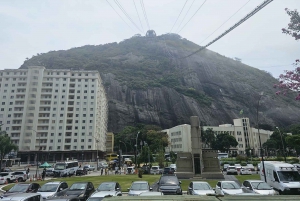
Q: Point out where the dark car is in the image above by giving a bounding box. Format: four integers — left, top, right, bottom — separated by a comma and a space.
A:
157, 175, 182, 195
163, 167, 174, 174
63, 182, 95, 201
76, 168, 87, 176
2, 183, 41, 197
141, 165, 150, 174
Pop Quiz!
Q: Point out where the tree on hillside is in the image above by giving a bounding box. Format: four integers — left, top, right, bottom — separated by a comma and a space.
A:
263, 130, 288, 156
202, 128, 215, 147
0, 129, 18, 171
211, 132, 238, 153
274, 8, 300, 99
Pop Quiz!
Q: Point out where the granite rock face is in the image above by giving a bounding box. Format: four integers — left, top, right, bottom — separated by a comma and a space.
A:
20, 35, 300, 132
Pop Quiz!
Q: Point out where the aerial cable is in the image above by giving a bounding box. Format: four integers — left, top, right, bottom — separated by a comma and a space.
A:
114, 0, 143, 33
140, 0, 150, 30
200, 0, 251, 45
177, 0, 207, 34
182, 0, 273, 59
170, 0, 188, 33
133, 0, 144, 33
175, 0, 196, 33
106, 0, 135, 32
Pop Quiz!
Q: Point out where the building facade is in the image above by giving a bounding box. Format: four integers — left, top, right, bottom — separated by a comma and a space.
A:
164, 118, 272, 156
0, 66, 108, 162
105, 132, 114, 154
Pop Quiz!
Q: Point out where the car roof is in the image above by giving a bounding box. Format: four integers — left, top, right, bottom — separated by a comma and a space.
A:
220, 180, 237, 183
245, 180, 265, 182
44, 181, 64, 184
132, 181, 148, 183
1, 193, 41, 199
99, 182, 117, 184
71, 182, 89, 184
191, 181, 209, 184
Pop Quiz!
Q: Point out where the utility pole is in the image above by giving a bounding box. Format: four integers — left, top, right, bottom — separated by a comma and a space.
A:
135, 131, 140, 170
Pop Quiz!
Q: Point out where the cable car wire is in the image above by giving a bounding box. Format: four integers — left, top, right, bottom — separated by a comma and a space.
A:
199, 0, 251, 45
175, 0, 196, 33
114, 0, 143, 33
106, 0, 135, 32
133, 0, 144, 33
182, 0, 273, 59
177, 0, 207, 34
140, 0, 150, 30
170, 0, 188, 33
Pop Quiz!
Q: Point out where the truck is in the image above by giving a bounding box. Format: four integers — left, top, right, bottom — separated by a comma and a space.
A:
259, 161, 300, 195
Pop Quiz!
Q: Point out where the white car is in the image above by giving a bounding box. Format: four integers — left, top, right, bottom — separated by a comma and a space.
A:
242, 180, 277, 195
187, 181, 215, 195
127, 181, 152, 196
170, 164, 177, 171
215, 181, 243, 195
150, 166, 162, 174
240, 168, 252, 175
37, 181, 69, 199
226, 166, 238, 175
0, 172, 16, 184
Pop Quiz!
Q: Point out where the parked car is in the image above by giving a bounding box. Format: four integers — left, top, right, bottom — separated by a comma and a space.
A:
12, 171, 29, 182
157, 174, 182, 195
37, 181, 69, 200
223, 164, 230, 171
83, 165, 95, 171
128, 181, 152, 196
293, 163, 300, 173
141, 165, 150, 174
257, 164, 261, 171
96, 182, 122, 196
0, 172, 16, 184
139, 192, 164, 196
240, 168, 252, 175
63, 182, 95, 201
246, 164, 255, 171
47, 197, 80, 201
98, 161, 108, 170
170, 164, 177, 171
150, 166, 162, 174
76, 168, 87, 176
215, 181, 243, 195
187, 181, 215, 195
126, 167, 134, 174
234, 164, 242, 171
226, 166, 238, 175
2, 183, 41, 197
162, 167, 174, 175
1, 168, 12, 172
46, 168, 54, 176
0, 193, 42, 201
242, 180, 277, 195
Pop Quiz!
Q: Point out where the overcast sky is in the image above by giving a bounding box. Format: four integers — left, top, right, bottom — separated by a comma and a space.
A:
1, 0, 299, 78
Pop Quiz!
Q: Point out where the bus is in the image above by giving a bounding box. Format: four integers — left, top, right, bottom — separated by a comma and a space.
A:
53, 161, 79, 177
217, 153, 229, 159
105, 153, 119, 162
122, 155, 134, 161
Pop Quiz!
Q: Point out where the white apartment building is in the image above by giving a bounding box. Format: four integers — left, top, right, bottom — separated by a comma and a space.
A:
164, 118, 272, 156
0, 66, 108, 162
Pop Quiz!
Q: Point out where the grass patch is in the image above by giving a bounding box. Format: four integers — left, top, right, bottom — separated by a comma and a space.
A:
3, 174, 161, 192
235, 174, 260, 183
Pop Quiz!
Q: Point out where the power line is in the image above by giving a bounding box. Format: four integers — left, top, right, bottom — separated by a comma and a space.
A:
106, 0, 135, 32
133, 0, 144, 33
170, 0, 188, 33
200, 0, 251, 45
177, 0, 207, 34
140, 0, 150, 30
176, 0, 196, 33
114, 0, 143, 33
183, 0, 273, 58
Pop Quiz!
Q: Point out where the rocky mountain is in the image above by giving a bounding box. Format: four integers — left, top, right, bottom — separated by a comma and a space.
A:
20, 34, 300, 132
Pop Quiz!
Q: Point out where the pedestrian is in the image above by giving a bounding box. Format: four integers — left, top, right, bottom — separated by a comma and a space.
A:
42, 168, 46, 181
100, 168, 103, 175
26, 167, 30, 175
115, 166, 118, 174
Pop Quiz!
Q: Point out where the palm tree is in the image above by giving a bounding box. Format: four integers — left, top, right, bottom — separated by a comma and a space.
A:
0, 131, 18, 171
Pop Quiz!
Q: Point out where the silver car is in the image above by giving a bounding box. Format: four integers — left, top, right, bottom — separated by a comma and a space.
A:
187, 181, 215, 195
242, 180, 277, 195
95, 182, 122, 196
0, 193, 42, 201
127, 181, 152, 196
215, 181, 243, 195
37, 181, 69, 199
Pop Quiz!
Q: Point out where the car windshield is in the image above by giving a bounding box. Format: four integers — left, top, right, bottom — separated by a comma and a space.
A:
277, 171, 300, 182
159, 177, 179, 185
8, 184, 29, 192
130, 183, 148, 190
70, 183, 87, 190
228, 167, 236, 170
97, 183, 115, 191
38, 184, 58, 192
222, 182, 240, 189
251, 182, 272, 190
54, 164, 66, 170
152, 167, 158, 170
193, 183, 212, 190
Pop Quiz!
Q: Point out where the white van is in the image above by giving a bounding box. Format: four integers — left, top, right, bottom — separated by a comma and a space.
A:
259, 161, 300, 195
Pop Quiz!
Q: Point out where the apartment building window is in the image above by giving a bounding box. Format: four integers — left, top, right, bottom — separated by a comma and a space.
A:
77, 90, 80, 93
89, 120, 93, 123
74, 133, 78, 136
57, 146, 60, 149
81, 139, 84, 142
91, 96, 94, 99
81, 146, 84, 149
62, 96, 64, 99
0, 108, 3, 111
74, 139, 77, 142
73, 146, 77, 149
84, 90, 87, 93
59, 126, 62, 130
75, 120, 78, 123
51, 133, 54, 136
50, 140, 53, 143
82, 133, 85, 136
88, 146, 91, 149
90, 108, 93, 111
89, 126, 92, 129
58, 139, 61, 142
53, 108, 56, 111
82, 120, 85, 123
76, 108, 79, 111
83, 114, 86, 117
82, 126, 85, 129
52, 114, 56, 117
2, 102, 5, 105
89, 132, 92, 136
76, 114, 79, 117
55, 90, 58, 92
88, 139, 92, 142
83, 108, 86, 111
90, 114, 93, 117
91, 90, 94, 93
60, 114, 63, 117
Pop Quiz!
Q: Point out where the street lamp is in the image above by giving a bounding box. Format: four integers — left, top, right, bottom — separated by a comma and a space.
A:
276, 127, 287, 162
135, 131, 140, 168
256, 92, 266, 182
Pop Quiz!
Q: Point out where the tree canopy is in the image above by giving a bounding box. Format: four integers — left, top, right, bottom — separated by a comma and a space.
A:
211, 132, 238, 153
0, 129, 18, 171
